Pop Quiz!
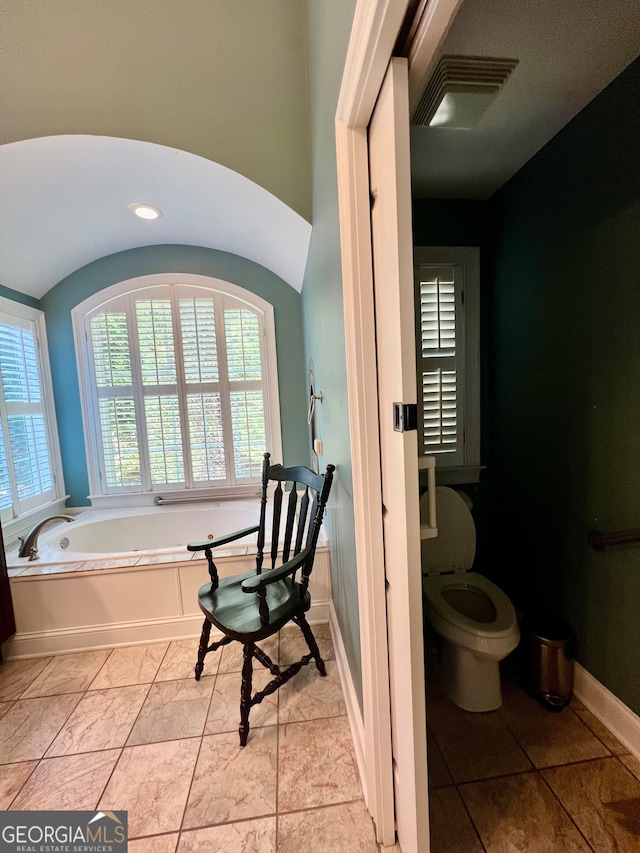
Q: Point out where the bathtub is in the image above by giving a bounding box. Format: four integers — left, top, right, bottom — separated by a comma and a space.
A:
5, 501, 330, 658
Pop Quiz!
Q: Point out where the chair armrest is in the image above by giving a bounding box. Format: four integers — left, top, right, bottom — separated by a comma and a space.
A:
187, 525, 260, 552
241, 545, 313, 592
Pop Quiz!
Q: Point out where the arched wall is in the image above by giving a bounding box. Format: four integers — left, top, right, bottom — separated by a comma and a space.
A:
41, 244, 309, 506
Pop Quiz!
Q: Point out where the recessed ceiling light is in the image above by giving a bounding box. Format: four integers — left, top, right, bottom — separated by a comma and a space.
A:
129, 203, 163, 220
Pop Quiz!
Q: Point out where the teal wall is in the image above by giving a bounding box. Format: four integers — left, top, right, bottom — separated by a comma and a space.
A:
489, 56, 640, 714
40, 245, 309, 506
303, 1, 362, 704
0, 284, 39, 309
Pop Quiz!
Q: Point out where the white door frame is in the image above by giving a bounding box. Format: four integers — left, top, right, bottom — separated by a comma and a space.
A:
335, 0, 462, 844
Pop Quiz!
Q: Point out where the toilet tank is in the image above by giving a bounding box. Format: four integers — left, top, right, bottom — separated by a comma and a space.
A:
420, 486, 476, 575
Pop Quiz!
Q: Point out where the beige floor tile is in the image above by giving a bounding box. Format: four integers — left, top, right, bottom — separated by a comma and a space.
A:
127, 677, 214, 745
128, 834, 178, 853
278, 716, 362, 812
571, 699, 629, 754
428, 787, 484, 853
155, 639, 220, 682
46, 684, 150, 755
428, 699, 531, 783
427, 729, 453, 789
0, 694, 81, 762
0, 761, 38, 808
99, 738, 200, 838
217, 636, 279, 674
620, 753, 640, 783
278, 659, 345, 724
0, 657, 52, 700
177, 817, 276, 852
11, 749, 120, 810
459, 771, 592, 852
277, 801, 378, 853
204, 669, 277, 735
183, 727, 277, 829
22, 650, 111, 697
543, 757, 640, 852
278, 622, 335, 666
499, 691, 611, 768
90, 643, 169, 689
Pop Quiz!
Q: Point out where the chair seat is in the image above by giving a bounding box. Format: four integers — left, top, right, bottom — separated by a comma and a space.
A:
198, 571, 310, 642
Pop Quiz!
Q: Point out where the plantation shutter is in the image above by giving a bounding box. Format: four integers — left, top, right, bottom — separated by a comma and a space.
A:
86, 283, 270, 494
0, 315, 57, 517
415, 263, 465, 466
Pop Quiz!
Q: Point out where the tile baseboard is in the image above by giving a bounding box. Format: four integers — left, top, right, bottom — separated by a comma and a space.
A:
574, 662, 640, 761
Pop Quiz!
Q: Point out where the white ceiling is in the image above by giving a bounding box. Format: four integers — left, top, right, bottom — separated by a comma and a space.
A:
0, 136, 311, 299
410, 0, 640, 199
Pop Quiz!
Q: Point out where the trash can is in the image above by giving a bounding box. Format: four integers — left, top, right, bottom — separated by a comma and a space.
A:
522, 613, 574, 711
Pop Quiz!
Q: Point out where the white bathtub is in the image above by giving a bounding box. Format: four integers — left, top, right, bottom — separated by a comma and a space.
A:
26, 501, 265, 563
5, 501, 330, 658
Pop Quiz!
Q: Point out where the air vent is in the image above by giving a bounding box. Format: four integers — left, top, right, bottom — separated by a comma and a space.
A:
413, 55, 518, 128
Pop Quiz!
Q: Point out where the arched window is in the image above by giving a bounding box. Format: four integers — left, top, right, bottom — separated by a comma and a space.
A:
73, 274, 282, 505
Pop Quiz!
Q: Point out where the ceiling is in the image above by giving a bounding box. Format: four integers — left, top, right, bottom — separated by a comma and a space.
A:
2, 1, 639, 298
0, 1, 311, 299
410, 0, 640, 199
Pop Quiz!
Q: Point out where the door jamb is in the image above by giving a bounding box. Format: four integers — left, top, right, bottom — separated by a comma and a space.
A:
335, 0, 463, 844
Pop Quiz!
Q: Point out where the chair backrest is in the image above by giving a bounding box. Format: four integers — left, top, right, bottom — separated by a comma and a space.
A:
256, 453, 334, 579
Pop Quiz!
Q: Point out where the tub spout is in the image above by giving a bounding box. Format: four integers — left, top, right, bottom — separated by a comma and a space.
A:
18, 515, 75, 560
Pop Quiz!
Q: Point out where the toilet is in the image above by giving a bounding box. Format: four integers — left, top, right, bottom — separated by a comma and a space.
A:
421, 486, 520, 712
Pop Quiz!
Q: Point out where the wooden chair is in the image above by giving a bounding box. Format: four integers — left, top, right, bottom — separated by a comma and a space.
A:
187, 452, 335, 746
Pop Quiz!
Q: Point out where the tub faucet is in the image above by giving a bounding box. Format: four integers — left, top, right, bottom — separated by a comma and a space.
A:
18, 515, 75, 560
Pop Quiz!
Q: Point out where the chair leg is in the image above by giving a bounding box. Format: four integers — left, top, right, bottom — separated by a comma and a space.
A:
195, 618, 212, 681
239, 642, 255, 747
297, 613, 327, 676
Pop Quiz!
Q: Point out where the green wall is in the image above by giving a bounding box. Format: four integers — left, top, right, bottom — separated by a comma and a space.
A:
40, 245, 309, 506
303, 0, 362, 704
489, 55, 640, 714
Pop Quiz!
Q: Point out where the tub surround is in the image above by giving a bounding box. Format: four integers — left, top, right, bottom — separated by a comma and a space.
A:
4, 507, 331, 659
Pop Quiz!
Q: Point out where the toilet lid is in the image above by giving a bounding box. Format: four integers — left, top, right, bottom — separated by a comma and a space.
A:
420, 486, 476, 574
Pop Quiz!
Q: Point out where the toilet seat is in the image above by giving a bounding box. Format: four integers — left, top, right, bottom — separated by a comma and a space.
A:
422, 571, 518, 640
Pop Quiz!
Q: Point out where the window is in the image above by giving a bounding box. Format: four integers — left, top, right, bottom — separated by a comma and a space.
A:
0, 296, 65, 530
414, 247, 481, 483
73, 274, 282, 505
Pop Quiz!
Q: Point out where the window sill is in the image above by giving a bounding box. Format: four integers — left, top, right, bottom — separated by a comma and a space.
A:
418, 462, 486, 485
87, 486, 263, 510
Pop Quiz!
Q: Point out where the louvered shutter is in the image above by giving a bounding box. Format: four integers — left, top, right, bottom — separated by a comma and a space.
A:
83, 282, 272, 494
0, 315, 57, 516
415, 264, 465, 466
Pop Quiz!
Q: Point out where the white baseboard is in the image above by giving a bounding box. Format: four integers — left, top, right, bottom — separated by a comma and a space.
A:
3, 600, 332, 659
574, 662, 640, 762
329, 601, 367, 802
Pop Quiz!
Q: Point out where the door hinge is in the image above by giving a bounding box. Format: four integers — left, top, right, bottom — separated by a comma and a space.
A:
393, 402, 418, 432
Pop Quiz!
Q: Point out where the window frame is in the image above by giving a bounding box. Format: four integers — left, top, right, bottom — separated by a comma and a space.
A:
414, 247, 482, 484
72, 273, 283, 508
0, 295, 67, 543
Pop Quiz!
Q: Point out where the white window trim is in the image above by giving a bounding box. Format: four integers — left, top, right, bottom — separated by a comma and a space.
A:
414, 247, 482, 484
72, 273, 283, 508
0, 295, 67, 546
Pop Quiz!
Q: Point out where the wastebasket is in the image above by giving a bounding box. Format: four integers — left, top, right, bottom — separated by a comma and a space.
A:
522, 613, 574, 711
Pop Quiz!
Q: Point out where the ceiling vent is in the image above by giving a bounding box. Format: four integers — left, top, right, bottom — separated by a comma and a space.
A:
413, 55, 518, 129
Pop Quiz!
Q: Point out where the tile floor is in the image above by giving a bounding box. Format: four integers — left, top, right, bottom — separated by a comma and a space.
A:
0, 624, 381, 852
2, 627, 639, 853
426, 645, 640, 853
